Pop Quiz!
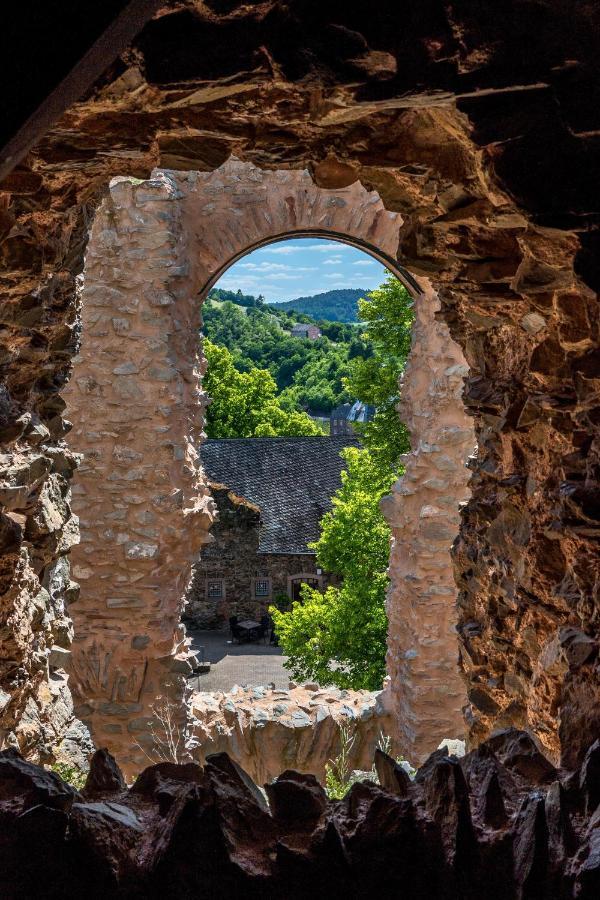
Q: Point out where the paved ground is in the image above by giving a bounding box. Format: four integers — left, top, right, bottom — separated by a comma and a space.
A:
188, 629, 290, 691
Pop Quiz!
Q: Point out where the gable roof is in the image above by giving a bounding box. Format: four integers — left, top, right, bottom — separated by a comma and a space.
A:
201, 436, 360, 554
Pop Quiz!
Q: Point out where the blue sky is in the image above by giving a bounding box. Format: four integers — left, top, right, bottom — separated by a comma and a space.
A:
213, 238, 388, 302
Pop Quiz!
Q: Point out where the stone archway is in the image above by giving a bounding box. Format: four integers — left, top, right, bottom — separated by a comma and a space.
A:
64, 157, 473, 773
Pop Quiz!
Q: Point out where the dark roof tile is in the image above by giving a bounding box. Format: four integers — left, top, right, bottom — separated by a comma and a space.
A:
201, 436, 360, 554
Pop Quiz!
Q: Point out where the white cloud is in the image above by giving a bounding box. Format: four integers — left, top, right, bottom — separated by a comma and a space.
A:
238, 261, 287, 271
324, 272, 344, 279
353, 259, 377, 267
306, 242, 350, 253
258, 245, 300, 255
265, 273, 299, 281
323, 257, 342, 265
258, 241, 349, 255
238, 260, 317, 272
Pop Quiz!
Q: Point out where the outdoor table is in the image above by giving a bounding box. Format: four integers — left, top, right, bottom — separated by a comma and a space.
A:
236, 619, 261, 642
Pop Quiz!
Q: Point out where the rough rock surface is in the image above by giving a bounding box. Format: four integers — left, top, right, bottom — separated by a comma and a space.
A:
382, 281, 475, 761
0, 434, 92, 764
1, 729, 599, 899
189, 681, 397, 783
0, 0, 599, 773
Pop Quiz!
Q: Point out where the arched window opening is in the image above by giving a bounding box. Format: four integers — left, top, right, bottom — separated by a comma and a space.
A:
62, 160, 474, 783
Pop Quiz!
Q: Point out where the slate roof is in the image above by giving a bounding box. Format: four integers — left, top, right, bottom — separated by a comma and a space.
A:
201, 436, 360, 554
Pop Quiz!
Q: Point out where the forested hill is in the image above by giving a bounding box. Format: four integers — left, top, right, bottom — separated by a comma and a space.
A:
202, 297, 373, 413
269, 289, 368, 322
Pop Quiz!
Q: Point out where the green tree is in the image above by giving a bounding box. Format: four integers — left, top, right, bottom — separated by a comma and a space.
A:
345, 273, 413, 468
271, 274, 415, 690
203, 339, 320, 437
271, 447, 395, 689
201, 297, 372, 413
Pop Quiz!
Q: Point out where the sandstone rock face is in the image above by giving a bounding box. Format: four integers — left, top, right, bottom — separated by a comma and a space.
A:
0, 433, 91, 764
1, 730, 599, 898
383, 280, 474, 761
190, 682, 397, 784
1, 0, 599, 777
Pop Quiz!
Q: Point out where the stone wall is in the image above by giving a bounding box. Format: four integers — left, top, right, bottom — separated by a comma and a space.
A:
185, 483, 328, 629
66, 160, 459, 774
62, 172, 216, 775
0, 331, 91, 767
382, 281, 475, 762
189, 681, 397, 784
1, 0, 599, 777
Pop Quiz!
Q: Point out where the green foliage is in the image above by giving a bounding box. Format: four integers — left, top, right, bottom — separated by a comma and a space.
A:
203, 339, 320, 437
271, 447, 396, 689
208, 287, 265, 308
323, 730, 416, 797
270, 593, 291, 613
50, 761, 87, 789
345, 272, 414, 468
271, 274, 415, 690
271, 288, 368, 322
324, 724, 357, 799
202, 298, 372, 413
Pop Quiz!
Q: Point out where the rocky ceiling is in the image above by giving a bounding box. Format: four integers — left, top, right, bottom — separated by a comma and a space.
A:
0, 2, 599, 889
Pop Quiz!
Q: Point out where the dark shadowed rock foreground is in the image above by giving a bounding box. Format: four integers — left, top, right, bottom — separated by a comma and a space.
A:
1, 729, 599, 899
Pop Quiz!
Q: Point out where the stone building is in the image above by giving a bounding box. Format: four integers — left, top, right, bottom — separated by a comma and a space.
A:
186, 436, 358, 628
330, 400, 375, 435
291, 322, 321, 339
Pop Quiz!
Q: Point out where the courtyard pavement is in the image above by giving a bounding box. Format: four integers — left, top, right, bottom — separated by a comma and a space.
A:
188, 628, 290, 691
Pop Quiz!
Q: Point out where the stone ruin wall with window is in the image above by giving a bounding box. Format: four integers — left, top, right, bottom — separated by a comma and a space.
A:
185, 482, 326, 629
1, 1, 600, 891
60, 161, 465, 775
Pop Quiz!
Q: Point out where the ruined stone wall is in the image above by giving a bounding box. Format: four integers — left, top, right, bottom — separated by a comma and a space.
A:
190, 681, 398, 784
382, 281, 475, 763
63, 161, 429, 774
450, 232, 600, 768
0, 248, 92, 765
1, 0, 599, 776
62, 173, 215, 775
0, 434, 92, 766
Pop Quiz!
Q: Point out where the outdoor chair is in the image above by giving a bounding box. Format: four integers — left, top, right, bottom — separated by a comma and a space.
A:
259, 614, 272, 644
229, 615, 242, 642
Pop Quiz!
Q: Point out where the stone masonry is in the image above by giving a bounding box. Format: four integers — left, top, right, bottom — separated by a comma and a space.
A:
189, 681, 397, 784
186, 483, 324, 628
63, 158, 470, 774
62, 161, 404, 774
63, 173, 215, 775
382, 281, 475, 762
1, 4, 600, 888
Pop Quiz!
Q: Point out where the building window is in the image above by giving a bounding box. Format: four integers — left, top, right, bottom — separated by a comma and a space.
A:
253, 577, 272, 598
206, 578, 224, 599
